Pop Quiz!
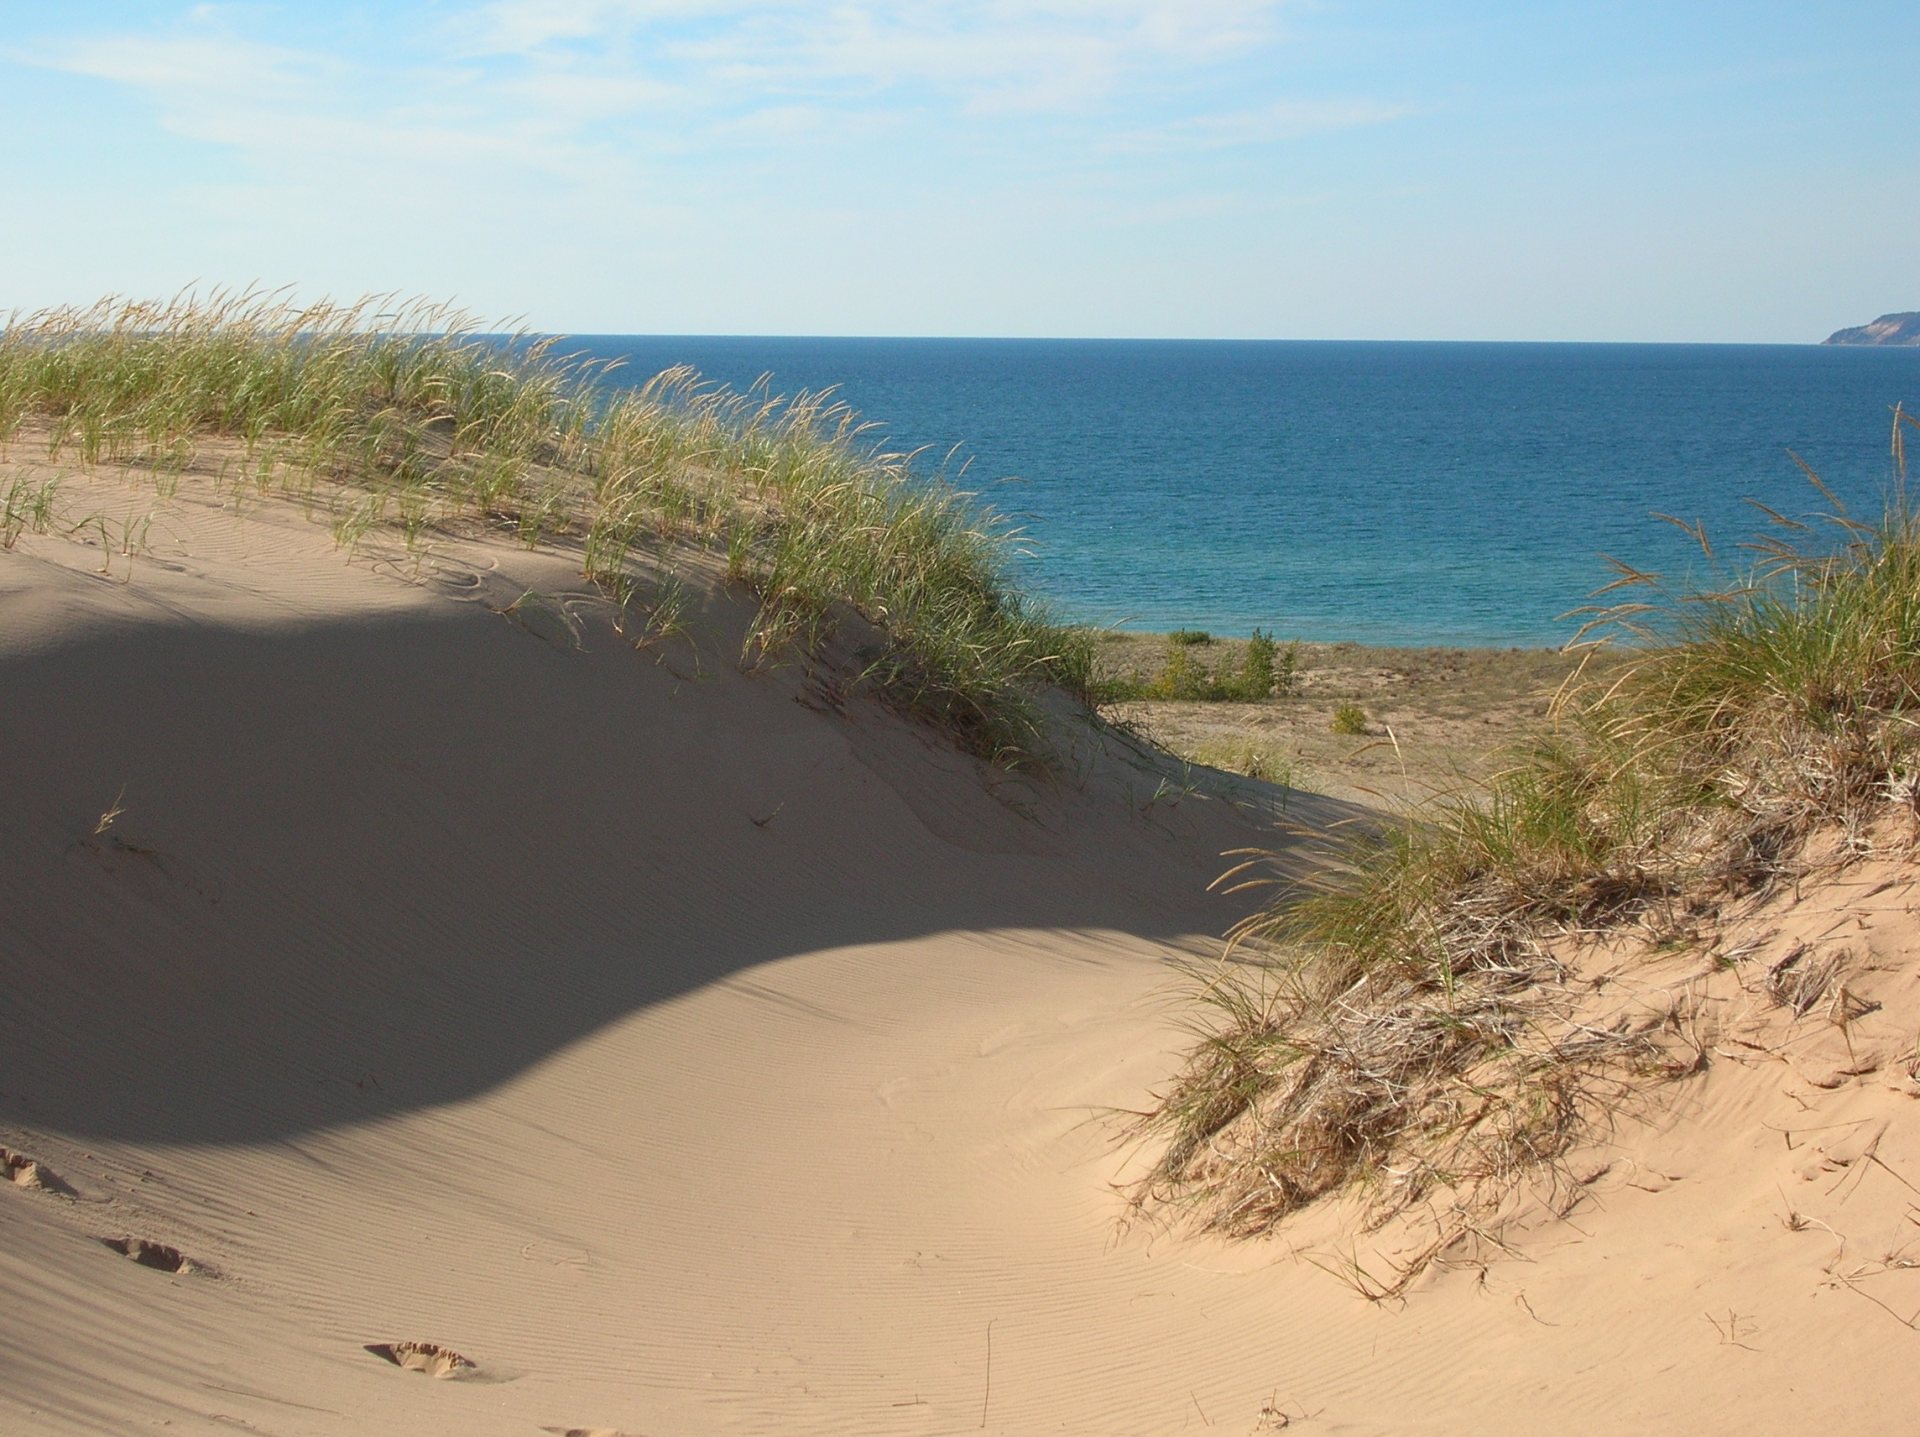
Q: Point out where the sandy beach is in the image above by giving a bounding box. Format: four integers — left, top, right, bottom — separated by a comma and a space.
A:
7, 0, 1917, 1420
6, 443, 1920, 1435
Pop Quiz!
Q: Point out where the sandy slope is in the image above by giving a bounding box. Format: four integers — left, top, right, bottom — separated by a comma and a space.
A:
4, 463, 1918, 1435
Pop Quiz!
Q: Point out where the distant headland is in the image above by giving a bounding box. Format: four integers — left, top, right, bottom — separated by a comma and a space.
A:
1824, 312, 1920, 345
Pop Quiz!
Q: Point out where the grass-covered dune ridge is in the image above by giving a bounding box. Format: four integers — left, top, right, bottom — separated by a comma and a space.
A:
1139, 409, 1920, 1257
0, 291, 1091, 765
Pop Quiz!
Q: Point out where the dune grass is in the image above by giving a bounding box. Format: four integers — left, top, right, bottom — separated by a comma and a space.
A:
1, 474, 60, 549
1138, 407, 1920, 1249
0, 291, 1091, 766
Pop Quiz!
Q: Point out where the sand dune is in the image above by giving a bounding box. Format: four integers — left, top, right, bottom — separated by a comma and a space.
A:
5, 463, 1917, 1434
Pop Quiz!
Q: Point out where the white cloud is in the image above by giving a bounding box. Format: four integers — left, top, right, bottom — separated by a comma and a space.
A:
489, 69, 684, 124
463, 0, 1293, 115
31, 23, 602, 184
7, 0, 1405, 330
25, 0, 1362, 177
48, 32, 330, 104
463, 0, 783, 55
1107, 97, 1412, 153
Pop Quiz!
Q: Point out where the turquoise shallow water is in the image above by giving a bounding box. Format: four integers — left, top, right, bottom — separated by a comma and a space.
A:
566, 337, 1920, 647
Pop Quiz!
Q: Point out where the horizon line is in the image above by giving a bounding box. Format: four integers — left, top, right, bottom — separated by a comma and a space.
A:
519, 331, 1866, 347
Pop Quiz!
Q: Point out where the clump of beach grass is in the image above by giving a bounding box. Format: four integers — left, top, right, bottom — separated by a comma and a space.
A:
0, 290, 1091, 766
1138, 408, 1920, 1256
1, 475, 60, 548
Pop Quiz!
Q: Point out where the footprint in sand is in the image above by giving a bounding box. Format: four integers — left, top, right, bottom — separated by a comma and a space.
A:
3, 1145, 74, 1195
365, 1340, 478, 1379
99, 1236, 207, 1275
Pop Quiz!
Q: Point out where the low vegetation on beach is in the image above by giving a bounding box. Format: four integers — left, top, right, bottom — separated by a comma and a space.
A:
0, 292, 1092, 767
11, 292, 1918, 1294
1136, 410, 1920, 1264
1094, 633, 1618, 801
1093, 627, 1298, 703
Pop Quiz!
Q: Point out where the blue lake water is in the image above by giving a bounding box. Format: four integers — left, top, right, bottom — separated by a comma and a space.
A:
564, 337, 1920, 648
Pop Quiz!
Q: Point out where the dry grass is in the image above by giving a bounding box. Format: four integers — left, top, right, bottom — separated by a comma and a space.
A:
0, 290, 1091, 767
1138, 406, 1920, 1259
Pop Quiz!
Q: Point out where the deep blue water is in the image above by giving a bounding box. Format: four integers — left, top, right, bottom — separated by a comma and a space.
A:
564, 337, 1920, 647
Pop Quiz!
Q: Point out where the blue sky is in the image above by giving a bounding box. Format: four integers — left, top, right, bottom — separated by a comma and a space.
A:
1, 1, 1913, 340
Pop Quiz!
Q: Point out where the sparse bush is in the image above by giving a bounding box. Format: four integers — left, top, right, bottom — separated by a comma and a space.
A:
1330, 702, 1368, 734
1089, 629, 1300, 705
1238, 628, 1278, 700
1089, 667, 1148, 704
1275, 638, 1300, 696
1153, 640, 1214, 700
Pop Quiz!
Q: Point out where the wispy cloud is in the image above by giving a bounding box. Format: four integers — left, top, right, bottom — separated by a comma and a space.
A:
47, 31, 333, 106
30, 20, 601, 183
16, 0, 1399, 215
3, 0, 1908, 339
461, 0, 1296, 116
6, 0, 1412, 331
27, 1, 1386, 170
1107, 97, 1412, 154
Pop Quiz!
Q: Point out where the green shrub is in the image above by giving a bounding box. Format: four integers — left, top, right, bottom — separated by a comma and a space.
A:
1089, 666, 1150, 703
1153, 641, 1212, 700
1237, 628, 1279, 700
1092, 629, 1300, 704
1275, 638, 1301, 696
1330, 702, 1368, 734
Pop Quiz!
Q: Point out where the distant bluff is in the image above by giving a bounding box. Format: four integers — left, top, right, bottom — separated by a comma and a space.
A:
1824, 312, 1920, 345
